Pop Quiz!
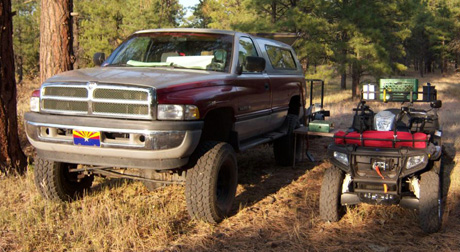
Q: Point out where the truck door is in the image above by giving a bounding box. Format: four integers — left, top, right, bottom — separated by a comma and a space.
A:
265, 45, 303, 130
234, 36, 271, 141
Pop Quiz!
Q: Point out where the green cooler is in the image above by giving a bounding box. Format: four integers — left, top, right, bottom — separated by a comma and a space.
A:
309, 120, 333, 133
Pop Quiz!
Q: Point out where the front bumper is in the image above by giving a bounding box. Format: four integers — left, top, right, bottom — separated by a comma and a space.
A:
25, 112, 203, 169
329, 144, 430, 178
328, 144, 430, 208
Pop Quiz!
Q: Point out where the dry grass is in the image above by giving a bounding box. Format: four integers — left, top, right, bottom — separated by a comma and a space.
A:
2, 72, 459, 251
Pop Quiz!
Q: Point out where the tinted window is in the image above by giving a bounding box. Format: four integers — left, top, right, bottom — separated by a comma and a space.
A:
265, 45, 296, 70
238, 37, 258, 73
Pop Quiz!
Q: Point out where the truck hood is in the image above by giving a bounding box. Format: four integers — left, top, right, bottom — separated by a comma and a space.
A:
45, 67, 232, 89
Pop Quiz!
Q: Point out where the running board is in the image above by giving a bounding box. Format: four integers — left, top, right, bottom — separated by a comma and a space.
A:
239, 131, 286, 151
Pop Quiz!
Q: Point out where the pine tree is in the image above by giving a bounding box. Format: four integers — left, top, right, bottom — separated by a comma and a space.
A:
12, 0, 40, 82
39, 0, 74, 83
0, 0, 27, 175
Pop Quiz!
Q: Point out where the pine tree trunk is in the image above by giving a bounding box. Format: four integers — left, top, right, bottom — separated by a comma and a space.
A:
39, 0, 74, 84
351, 62, 361, 99
340, 73, 346, 90
0, 0, 27, 175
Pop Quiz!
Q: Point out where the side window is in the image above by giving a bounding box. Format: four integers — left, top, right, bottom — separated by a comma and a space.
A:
238, 37, 258, 73
265, 45, 297, 70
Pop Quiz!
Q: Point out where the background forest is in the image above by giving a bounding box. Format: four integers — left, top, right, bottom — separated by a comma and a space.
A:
13, 0, 460, 87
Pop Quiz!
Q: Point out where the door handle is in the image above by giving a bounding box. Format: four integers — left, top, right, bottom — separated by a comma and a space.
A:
264, 83, 269, 90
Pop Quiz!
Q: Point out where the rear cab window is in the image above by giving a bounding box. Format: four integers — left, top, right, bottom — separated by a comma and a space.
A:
265, 45, 297, 70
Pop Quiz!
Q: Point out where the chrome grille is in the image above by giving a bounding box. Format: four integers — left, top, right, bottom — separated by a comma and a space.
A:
44, 86, 88, 97
41, 83, 155, 119
43, 100, 88, 112
93, 102, 149, 115
93, 88, 149, 100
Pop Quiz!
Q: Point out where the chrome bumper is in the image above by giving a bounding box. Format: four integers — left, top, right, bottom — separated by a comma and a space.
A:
25, 112, 203, 169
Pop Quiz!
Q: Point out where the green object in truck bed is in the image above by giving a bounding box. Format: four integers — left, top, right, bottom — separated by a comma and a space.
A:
309, 120, 333, 133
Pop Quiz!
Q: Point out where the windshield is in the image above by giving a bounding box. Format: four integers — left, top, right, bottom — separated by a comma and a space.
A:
105, 32, 234, 72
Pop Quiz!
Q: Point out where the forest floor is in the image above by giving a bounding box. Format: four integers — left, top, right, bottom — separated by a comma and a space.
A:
1, 71, 459, 251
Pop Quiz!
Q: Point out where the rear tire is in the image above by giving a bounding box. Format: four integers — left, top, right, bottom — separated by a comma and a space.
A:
274, 114, 299, 166
320, 167, 345, 222
419, 171, 442, 233
185, 142, 238, 223
34, 158, 93, 201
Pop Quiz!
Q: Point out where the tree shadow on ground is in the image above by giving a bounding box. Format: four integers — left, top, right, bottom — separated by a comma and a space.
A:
231, 140, 328, 215
89, 177, 132, 194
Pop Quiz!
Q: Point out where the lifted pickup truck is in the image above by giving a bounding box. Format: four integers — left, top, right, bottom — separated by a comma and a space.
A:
26, 28, 306, 223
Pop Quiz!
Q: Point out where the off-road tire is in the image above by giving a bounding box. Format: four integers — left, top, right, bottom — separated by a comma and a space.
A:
320, 167, 345, 222
34, 158, 94, 201
419, 171, 442, 233
185, 141, 238, 223
274, 114, 299, 166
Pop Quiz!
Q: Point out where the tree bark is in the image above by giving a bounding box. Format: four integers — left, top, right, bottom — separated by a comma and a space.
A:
40, 0, 74, 84
351, 62, 361, 99
340, 73, 346, 90
0, 0, 27, 174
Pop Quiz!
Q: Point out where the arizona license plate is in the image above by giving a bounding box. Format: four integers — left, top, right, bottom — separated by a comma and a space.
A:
73, 130, 101, 147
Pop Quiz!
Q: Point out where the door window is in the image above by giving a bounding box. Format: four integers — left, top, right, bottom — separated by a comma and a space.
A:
238, 37, 258, 73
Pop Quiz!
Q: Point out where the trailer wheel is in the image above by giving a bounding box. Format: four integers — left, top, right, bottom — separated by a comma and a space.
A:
419, 171, 442, 233
34, 157, 93, 201
185, 142, 238, 223
320, 167, 345, 222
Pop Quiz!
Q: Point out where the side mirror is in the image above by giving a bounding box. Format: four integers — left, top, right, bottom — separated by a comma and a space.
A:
430, 100, 442, 109
245, 56, 265, 72
93, 52, 106, 66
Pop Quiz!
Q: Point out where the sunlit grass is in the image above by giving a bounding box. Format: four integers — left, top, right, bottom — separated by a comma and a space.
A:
3, 72, 459, 251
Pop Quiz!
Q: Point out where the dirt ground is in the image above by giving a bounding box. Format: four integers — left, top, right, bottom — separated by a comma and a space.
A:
1, 72, 459, 251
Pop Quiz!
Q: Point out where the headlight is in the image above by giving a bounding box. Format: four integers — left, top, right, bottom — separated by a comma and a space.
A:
333, 151, 349, 166
406, 155, 425, 169
30, 89, 40, 112
157, 104, 200, 120
374, 110, 395, 131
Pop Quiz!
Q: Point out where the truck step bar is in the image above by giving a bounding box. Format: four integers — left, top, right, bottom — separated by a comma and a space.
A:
239, 131, 286, 151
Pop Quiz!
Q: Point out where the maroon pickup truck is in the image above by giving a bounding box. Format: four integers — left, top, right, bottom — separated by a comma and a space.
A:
25, 28, 306, 223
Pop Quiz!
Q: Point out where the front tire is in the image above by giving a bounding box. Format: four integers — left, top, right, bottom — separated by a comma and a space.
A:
320, 167, 345, 222
185, 142, 238, 223
419, 171, 442, 233
34, 158, 93, 201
